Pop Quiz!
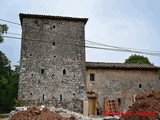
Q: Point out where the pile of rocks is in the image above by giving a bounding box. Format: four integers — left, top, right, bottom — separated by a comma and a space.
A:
10, 105, 74, 120
120, 91, 160, 120
9, 105, 119, 120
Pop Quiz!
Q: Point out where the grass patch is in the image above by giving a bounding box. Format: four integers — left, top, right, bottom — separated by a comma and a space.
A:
0, 114, 9, 118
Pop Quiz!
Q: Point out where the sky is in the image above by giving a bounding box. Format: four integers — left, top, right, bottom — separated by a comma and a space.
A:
0, 0, 160, 68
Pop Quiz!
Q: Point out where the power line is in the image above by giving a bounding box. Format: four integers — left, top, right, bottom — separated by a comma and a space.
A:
20, 25, 160, 55
86, 40, 160, 53
6, 32, 21, 35
86, 43, 160, 56
2, 36, 21, 39
86, 46, 160, 57
0, 19, 20, 25
0, 18, 159, 55
2, 20, 159, 54
21, 24, 160, 54
2, 35, 160, 57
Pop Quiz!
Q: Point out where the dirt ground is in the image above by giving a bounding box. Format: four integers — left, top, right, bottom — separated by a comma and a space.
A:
120, 91, 160, 120
11, 105, 75, 120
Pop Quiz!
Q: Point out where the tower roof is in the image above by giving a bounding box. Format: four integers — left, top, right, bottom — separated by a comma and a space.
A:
19, 13, 88, 25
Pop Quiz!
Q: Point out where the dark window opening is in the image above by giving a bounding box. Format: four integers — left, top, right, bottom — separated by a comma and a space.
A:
52, 74, 54, 76
41, 69, 44, 74
139, 84, 142, 88
43, 94, 44, 101
32, 43, 34, 45
30, 54, 32, 56
60, 94, 62, 101
97, 108, 100, 115
63, 69, 66, 75
52, 42, 55, 46
118, 98, 121, 105
31, 74, 33, 76
90, 74, 95, 81
53, 25, 55, 28
73, 93, 75, 96
54, 56, 56, 58
30, 93, 32, 95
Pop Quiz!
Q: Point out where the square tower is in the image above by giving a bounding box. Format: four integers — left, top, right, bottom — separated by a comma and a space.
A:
18, 13, 88, 113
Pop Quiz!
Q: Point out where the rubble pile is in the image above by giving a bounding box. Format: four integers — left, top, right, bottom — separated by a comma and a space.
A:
120, 91, 160, 120
9, 105, 119, 120
10, 105, 74, 120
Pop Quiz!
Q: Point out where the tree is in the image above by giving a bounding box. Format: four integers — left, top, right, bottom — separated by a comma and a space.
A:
125, 54, 152, 65
0, 25, 19, 113
0, 24, 8, 43
0, 51, 19, 113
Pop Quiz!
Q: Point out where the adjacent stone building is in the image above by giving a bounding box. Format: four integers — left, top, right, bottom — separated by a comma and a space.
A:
18, 13, 160, 114
86, 62, 160, 115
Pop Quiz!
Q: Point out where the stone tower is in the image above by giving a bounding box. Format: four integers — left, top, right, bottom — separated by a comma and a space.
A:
18, 13, 88, 113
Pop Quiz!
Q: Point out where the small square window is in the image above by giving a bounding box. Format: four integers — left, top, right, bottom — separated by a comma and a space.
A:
90, 74, 95, 81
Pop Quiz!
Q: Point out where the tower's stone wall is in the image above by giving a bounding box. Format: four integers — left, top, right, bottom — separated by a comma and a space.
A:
18, 14, 88, 113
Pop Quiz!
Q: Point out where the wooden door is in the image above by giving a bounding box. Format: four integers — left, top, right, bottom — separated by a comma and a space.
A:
88, 98, 96, 115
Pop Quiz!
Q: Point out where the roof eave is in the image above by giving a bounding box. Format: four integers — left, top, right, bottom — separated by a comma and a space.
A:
19, 13, 88, 25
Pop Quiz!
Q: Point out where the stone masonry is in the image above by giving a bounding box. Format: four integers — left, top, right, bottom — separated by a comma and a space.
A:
86, 62, 160, 112
18, 13, 88, 113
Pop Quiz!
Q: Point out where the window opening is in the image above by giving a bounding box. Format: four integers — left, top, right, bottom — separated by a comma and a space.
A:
118, 98, 121, 105
63, 69, 66, 75
52, 41, 55, 46
41, 69, 44, 74
43, 94, 44, 101
90, 74, 95, 81
60, 94, 62, 101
